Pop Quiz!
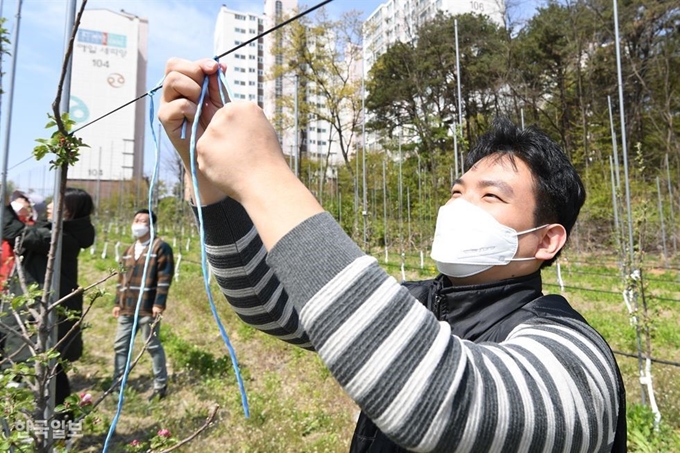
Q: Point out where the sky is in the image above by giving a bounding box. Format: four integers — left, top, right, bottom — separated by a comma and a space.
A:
0, 0, 386, 193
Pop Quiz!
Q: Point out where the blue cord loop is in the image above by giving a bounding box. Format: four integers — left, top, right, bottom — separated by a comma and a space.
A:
214, 56, 235, 104
189, 72, 250, 417
103, 71, 248, 452
103, 85, 164, 452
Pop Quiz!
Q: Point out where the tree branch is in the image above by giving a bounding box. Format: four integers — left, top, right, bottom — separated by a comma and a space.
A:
51, 0, 88, 134
158, 405, 220, 453
47, 269, 118, 311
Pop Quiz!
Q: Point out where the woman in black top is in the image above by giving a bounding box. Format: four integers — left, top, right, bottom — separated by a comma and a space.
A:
2, 187, 95, 411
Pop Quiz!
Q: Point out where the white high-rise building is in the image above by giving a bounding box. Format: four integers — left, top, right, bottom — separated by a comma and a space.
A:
214, 6, 265, 107
214, 0, 345, 167
363, 0, 505, 73
69, 9, 148, 186
262, 0, 298, 161
215, 1, 300, 160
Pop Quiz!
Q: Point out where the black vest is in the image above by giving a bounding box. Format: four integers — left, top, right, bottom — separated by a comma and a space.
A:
350, 272, 627, 452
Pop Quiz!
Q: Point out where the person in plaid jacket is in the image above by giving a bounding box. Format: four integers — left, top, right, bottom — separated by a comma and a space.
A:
112, 209, 174, 401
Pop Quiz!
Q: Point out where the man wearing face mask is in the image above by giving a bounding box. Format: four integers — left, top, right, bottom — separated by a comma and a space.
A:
112, 209, 174, 401
158, 58, 625, 452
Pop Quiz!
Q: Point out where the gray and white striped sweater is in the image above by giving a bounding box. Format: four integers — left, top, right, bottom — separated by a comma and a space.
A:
198, 198, 620, 452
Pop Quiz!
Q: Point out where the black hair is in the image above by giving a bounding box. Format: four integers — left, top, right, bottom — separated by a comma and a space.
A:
63, 187, 94, 220
135, 208, 157, 225
465, 117, 586, 267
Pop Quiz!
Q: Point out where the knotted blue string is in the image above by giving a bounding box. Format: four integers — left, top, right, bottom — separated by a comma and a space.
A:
188, 72, 250, 418
103, 76, 165, 452
103, 70, 249, 451
215, 57, 235, 103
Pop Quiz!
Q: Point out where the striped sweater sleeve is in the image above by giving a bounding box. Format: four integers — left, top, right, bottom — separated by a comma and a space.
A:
197, 198, 312, 349
265, 212, 620, 453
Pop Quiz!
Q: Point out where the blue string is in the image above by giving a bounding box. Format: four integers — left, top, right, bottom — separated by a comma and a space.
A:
214, 57, 235, 103
189, 73, 250, 417
102, 79, 165, 452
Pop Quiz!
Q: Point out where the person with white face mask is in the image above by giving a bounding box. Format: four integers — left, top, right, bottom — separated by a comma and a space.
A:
431, 198, 549, 278
2, 187, 95, 419
159, 59, 626, 452
111, 209, 174, 401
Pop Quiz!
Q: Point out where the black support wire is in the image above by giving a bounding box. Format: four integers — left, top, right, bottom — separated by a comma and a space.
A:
612, 350, 680, 368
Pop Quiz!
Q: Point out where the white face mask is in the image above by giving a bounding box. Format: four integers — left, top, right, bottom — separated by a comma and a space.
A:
131, 224, 150, 238
430, 198, 548, 278
10, 200, 27, 215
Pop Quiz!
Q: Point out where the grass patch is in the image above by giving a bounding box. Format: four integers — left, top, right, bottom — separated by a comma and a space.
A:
161, 328, 236, 378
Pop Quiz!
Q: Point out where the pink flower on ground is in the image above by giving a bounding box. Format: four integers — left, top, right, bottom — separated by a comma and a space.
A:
79, 392, 93, 406
130, 439, 140, 446
157, 428, 171, 438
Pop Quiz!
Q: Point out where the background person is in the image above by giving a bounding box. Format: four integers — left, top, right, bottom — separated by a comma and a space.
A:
0, 191, 45, 289
112, 209, 174, 401
1, 187, 95, 411
11, 190, 46, 224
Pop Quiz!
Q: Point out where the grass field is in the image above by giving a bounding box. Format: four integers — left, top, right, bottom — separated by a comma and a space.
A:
66, 233, 680, 452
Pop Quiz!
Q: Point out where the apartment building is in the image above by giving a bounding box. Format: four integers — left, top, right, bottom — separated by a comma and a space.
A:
214, 5, 265, 106
363, 0, 505, 75
69, 9, 148, 186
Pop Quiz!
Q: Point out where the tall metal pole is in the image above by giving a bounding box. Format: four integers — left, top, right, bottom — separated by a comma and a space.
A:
382, 159, 387, 263
607, 96, 621, 191
361, 59, 367, 251
613, 0, 645, 405
607, 95, 624, 258
454, 19, 463, 127
354, 134, 359, 236
454, 19, 464, 177
338, 189, 342, 225
398, 133, 403, 256
656, 176, 668, 268
665, 154, 677, 254
613, 0, 634, 267
452, 122, 459, 179
0, 0, 25, 250
407, 186, 411, 249
417, 155, 422, 250
294, 74, 299, 177
609, 156, 622, 256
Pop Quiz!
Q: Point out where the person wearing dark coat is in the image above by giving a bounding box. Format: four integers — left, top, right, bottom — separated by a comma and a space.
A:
1, 187, 95, 410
